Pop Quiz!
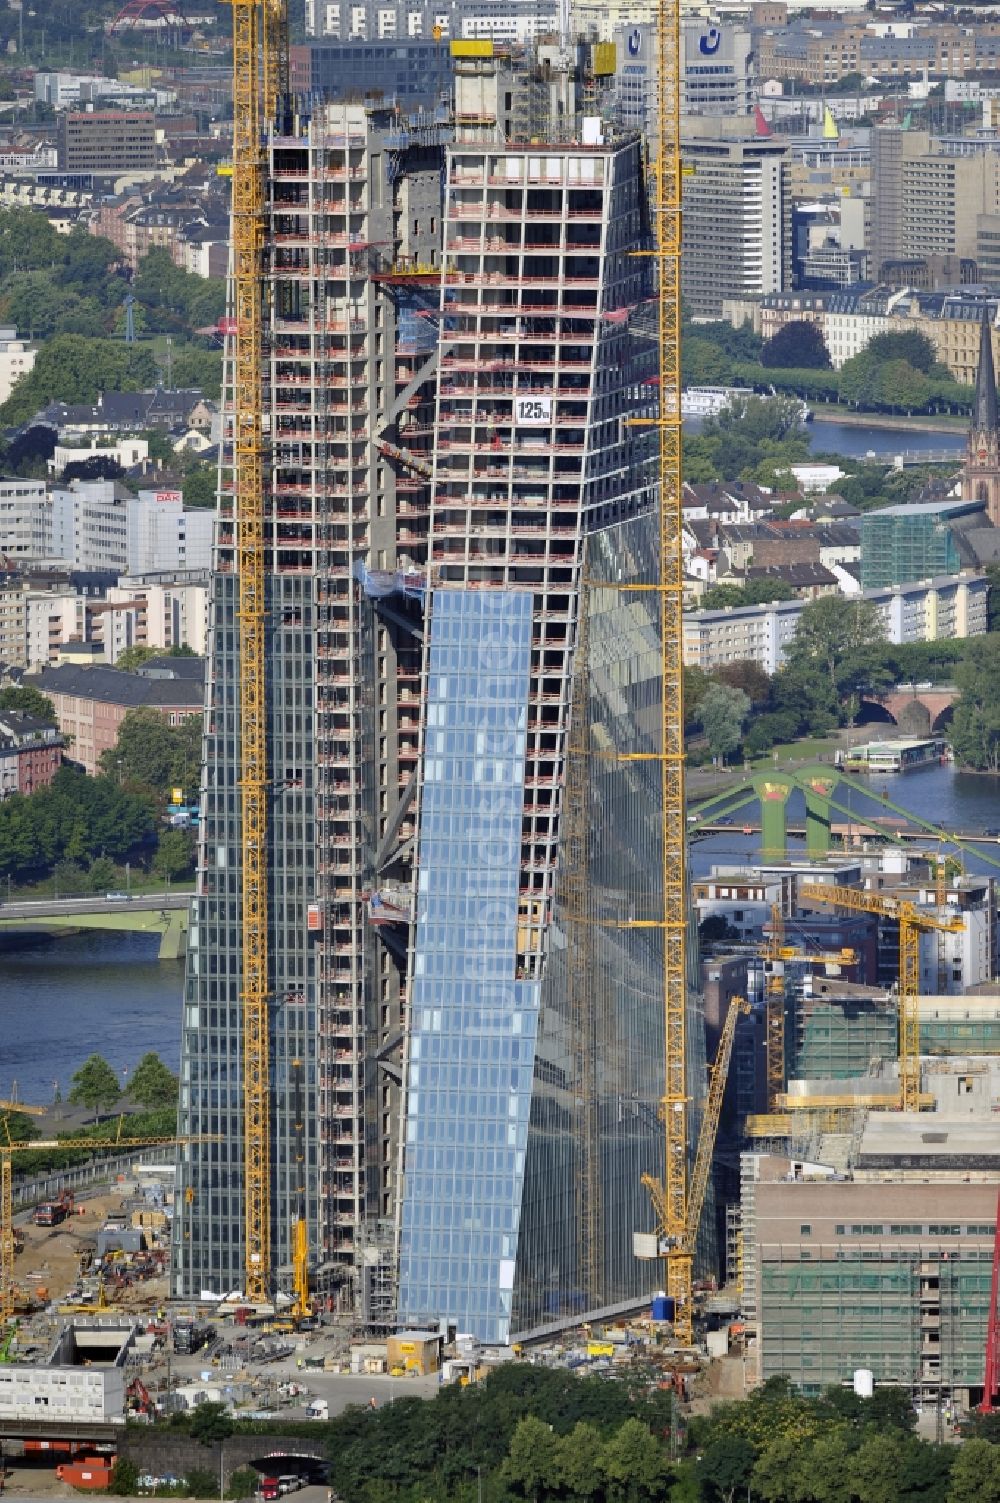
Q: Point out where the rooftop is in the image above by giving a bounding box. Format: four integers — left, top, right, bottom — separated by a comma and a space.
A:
25, 664, 203, 708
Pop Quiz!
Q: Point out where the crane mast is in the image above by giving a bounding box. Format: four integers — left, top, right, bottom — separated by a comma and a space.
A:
225, 0, 287, 1303
799, 882, 963, 1113
651, 0, 690, 1342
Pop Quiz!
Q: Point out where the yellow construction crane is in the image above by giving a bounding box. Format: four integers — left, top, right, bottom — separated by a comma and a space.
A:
799, 883, 963, 1112
761, 902, 856, 1110
1, 1127, 219, 1323
631, 0, 691, 1346
643, 995, 749, 1330
226, 0, 287, 1303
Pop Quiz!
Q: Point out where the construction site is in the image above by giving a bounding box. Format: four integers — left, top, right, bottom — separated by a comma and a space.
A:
8, 0, 1000, 1476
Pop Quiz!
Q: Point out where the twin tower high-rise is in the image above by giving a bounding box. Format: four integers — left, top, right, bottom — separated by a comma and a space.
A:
172, 43, 701, 1344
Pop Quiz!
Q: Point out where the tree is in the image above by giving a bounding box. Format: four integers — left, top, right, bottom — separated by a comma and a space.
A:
183, 462, 218, 509
60, 456, 126, 484
68, 1053, 121, 1121
598, 1418, 669, 1503
0, 685, 55, 720
558, 1423, 605, 1503
864, 328, 938, 373
784, 597, 887, 695
0, 334, 157, 425
503, 1416, 564, 1503
712, 660, 771, 705
698, 683, 750, 764
101, 707, 201, 794
697, 1434, 754, 1503
128, 1052, 179, 1110
701, 579, 799, 610
761, 320, 832, 370
115, 645, 160, 672
951, 635, 1000, 772
154, 827, 196, 881
949, 1438, 1000, 1503
188, 1400, 234, 1445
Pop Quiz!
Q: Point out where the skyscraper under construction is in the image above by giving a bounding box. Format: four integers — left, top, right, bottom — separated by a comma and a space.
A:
173, 41, 703, 1344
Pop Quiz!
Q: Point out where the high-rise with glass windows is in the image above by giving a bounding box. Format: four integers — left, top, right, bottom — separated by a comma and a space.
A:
174, 43, 703, 1343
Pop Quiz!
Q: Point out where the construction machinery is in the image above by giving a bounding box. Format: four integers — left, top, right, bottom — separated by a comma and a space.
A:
643, 996, 750, 1336
980, 1188, 1000, 1414
633, 0, 692, 1345
226, 0, 287, 1304
290, 1061, 311, 1322
1, 1128, 218, 1322
761, 902, 856, 1110
798, 882, 963, 1112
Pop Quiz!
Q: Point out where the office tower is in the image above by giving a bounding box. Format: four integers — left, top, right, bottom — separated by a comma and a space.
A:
172, 102, 444, 1301
175, 44, 698, 1342
681, 118, 791, 319
392, 44, 686, 1346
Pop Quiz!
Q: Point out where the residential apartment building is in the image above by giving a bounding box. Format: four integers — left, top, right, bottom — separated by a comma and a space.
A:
681, 118, 791, 318
23, 662, 202, 774
104, 576, 209, 663
0, 710, 63, 796
755, 19, 1000, 87
0, 328, 37, 407
173, 46, 694, 1347
683, 574, 990, 672
57, 111, 158, 175
0, 477, 49, 563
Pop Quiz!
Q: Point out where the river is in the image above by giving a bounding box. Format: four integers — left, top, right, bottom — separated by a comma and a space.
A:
805, 417, 966, 461
2, 769, 998, 1101
685, 413, 967, 462
692, 762, 1000, 878
0, 931, 183, 1106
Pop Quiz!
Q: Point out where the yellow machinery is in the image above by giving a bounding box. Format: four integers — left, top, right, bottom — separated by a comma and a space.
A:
1, 1127, 218, 1322
633, 0, 691, 1345
762, 901, 856, 1110
226, 0, 287, 1303
799, 882, 963, 1112
290, 1061, 311, 1320
764, 902, 785, 1111
643, 996, 750, 1323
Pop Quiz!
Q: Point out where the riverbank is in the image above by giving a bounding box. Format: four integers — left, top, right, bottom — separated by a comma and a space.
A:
807, 405, 967, 435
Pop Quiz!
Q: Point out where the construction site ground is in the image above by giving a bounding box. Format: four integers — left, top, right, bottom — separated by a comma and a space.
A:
12, 1187, 169, 1325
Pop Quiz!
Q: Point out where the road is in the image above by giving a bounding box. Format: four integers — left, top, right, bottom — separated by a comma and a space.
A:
0, 894, 189, 919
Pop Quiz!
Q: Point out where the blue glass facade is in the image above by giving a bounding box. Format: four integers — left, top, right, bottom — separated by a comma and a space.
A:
397, 590, 540, 1342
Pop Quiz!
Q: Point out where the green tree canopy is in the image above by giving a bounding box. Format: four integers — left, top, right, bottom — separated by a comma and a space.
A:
0, 684, 55, 720
784, 596, 888, 695
69, 1053, 121, 1121
701, 578, 799, 610
127, 1052, 179, 1111
864, 328, 938, 373
762, 320, 832, 370
153, 827, 196, 881
0, 334, 157, 425
101, 708, 201, 795
188, 1400, 235, 1445
698, 682, 751, 763
0, 766, 155, 884
951, 635, 1000, 772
